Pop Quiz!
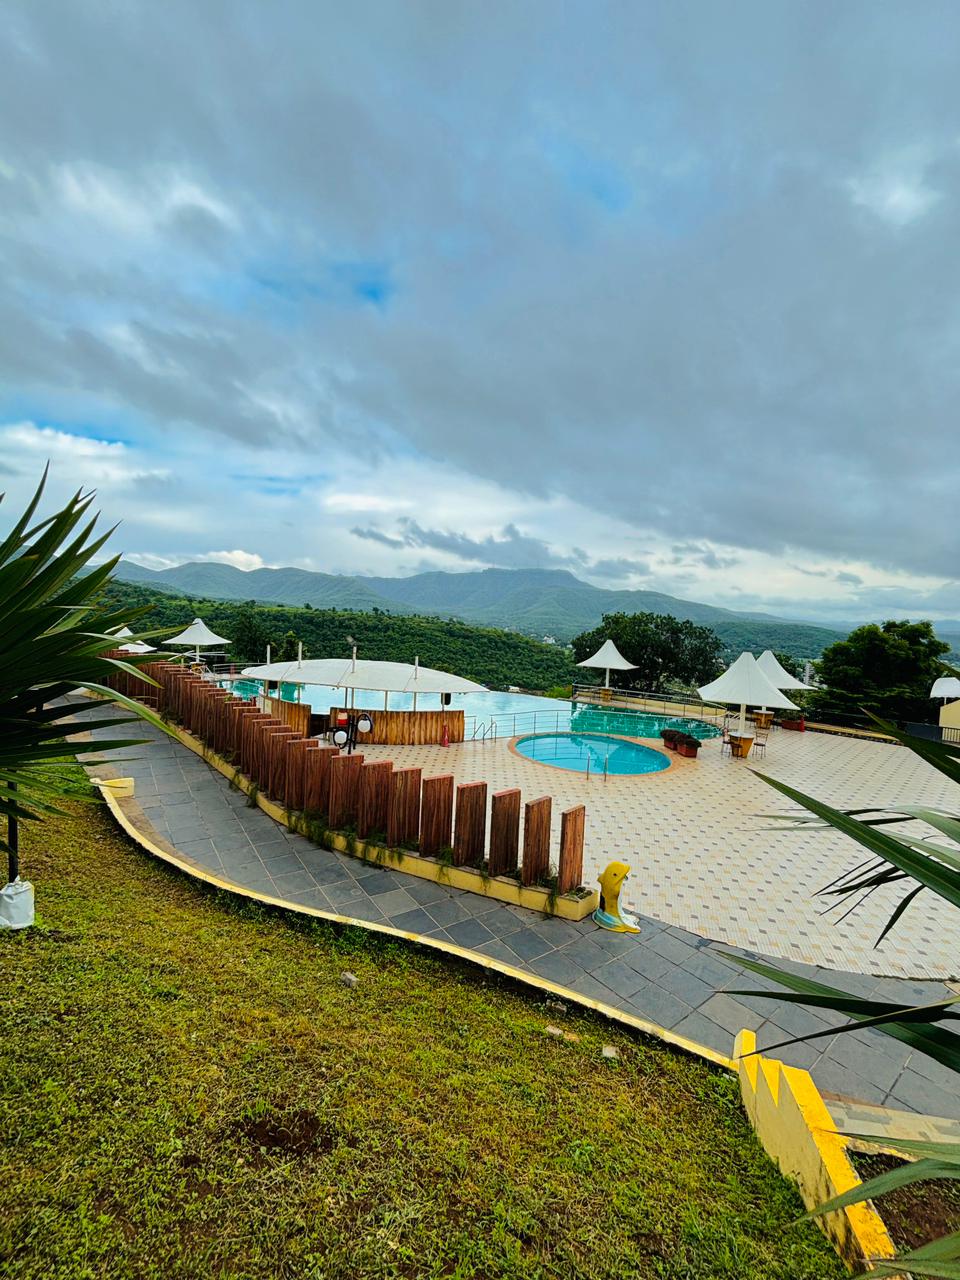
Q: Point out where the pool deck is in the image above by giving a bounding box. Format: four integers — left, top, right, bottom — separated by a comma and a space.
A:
80, 711, 960, 1120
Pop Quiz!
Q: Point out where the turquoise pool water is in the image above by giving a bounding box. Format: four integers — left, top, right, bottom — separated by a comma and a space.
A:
223, 679, 720, 742
514, 733, 671, 775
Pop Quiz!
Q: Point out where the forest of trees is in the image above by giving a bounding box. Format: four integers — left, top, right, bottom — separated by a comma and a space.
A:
101, 581, 578, 692
571, 612, 724, 692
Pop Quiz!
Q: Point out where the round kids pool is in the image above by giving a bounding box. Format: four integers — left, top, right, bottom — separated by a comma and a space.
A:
514, 732, 671, 776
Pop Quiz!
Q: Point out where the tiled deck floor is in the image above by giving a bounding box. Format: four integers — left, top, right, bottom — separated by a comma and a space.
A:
354, 726, 960, 979
81, 714, 960, 1120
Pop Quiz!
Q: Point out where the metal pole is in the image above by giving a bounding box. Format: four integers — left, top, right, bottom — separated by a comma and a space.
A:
7, 782, 18, 884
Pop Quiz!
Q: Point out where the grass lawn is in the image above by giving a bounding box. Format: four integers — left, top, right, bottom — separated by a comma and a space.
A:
1, 783, 847, 1279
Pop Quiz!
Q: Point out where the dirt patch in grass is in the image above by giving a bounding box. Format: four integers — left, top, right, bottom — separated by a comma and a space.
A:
0, 772, 848, 1280
852, 1151, 960, 1252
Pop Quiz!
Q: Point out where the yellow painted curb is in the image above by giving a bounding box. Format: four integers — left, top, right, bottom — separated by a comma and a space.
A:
94, 776, 733, 1073
166, 719, 600, 921
734, 1029, 899, 1274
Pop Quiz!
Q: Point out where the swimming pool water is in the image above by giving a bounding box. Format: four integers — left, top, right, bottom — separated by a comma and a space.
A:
224, 680, 720, 742
515, 733, 671, 775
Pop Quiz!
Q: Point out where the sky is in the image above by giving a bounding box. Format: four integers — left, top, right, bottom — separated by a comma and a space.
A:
1, 1, 958, 627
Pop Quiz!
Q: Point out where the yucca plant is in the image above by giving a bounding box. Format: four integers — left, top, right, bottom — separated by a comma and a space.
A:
731, 712, 960, 1277
1, 468, 167, 928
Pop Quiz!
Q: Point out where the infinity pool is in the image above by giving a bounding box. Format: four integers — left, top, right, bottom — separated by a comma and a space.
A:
514, 733, 671, 775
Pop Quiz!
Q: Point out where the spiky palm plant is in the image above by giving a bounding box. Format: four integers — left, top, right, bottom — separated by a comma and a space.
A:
733, 715, 960, 1277
0, 468, 166, 921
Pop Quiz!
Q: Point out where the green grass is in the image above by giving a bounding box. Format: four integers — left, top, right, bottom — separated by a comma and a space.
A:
0, 787, 847, 1279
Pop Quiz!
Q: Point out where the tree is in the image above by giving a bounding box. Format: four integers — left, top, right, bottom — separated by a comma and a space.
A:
571, 612, 723, 693
1, 470, 164, 928
810, 620, 950, 722
231, 607, 271, 663
277, 630, 302, 662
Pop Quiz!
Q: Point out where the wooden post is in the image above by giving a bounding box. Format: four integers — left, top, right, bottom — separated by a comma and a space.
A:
284, 738, 314, 812
357, 761, 393, 839
328, 753, 364, 829
453, 781, 487, 868
387, 767, 422, 847
489, 789, 521, 877
419, 775, 454, 857
521, 796, 552, 887
304, 744, 338, 815
557, 804, 586, 894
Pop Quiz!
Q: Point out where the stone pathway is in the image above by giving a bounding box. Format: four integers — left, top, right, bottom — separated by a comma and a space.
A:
81, 713, 960, 1120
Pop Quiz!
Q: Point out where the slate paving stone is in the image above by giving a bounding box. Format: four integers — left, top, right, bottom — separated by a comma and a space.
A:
272, 870, 321, 898
669, 1011, 733, 1055
681, 949, 739, 986
476, 937, 531, 967
389, 908, 438, 936
372, 888, 419, 920
481, 910, 535, 940
888, 1069, 960, 1119
623, 982, 692, 1030
590, 930, 642, 957
175, 838, 217, 860
529, 920, 585, 949
357, 870, 410, 895
338, 898, 387, 924
646, 931, 699, 965
528, 951, 590, 988
424, 898, 474, 929
445, 917, 496, 949
403, 879, 457, 907
324, 881, 369, 906
654, 965, 716, 1010
500, 928, 553, 962
814, 1061, 890, 1107
592, 959, 650, 1000
698, 992, 767, 1034
555, 935, 612, 974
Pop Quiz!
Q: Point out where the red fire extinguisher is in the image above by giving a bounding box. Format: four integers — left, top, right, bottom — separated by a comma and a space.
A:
441, 722, 449, 748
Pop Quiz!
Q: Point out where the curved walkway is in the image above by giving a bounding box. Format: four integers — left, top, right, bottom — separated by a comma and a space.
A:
82, 713, 960, 1120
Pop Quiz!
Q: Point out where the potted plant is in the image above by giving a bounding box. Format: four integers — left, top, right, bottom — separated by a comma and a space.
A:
661, 728, 681, 749
675, 734, 701, 758
780, 714, 806, 731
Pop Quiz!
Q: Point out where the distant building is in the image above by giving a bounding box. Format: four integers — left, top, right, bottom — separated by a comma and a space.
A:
542, 635, 557, 645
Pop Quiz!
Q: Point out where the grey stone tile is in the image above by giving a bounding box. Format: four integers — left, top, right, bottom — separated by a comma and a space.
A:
302, 859, 354, 887
814, 1061, 890, 1107
500, 928, 552, 962
474, 938, 524, 966
593, 959, 649, 1000
444, 917, 495, 949
529, 919, 584, 949
372, 888, 419, 919
556, 935, 612, 974
624, 982, 691, 1030
670, 1010, 734, 1055
590, 929, 643, 957
481, 910, 532, 940
338, 898, 387, 924
424, 898, 473, 929
698, 992, 768, 1035
618, 945, 674, 982
837, 1039, 915, 1094
324, 880, 369, 906
527, 951, 589, 988
175, 838, 217, 861
888, 1068, 960, 1119
272, 870, 321, 897
655, 965, 715, 1010
681, 949, 740, 986
646, 931, 699, 965
565, 973, 617, 1003
389, 908, 437, 936
402, 878, 456, 907
262, 851, 307, 877
360, 870, 411, 896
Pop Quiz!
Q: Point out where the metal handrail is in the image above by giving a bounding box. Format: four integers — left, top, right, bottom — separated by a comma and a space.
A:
571, 684, 724, 720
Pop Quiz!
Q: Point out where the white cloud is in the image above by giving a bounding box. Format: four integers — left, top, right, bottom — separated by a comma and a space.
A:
323, 493, 415, 513
847, 151, 942, 226
0, 422, 169, 485
196, 549, 266, 571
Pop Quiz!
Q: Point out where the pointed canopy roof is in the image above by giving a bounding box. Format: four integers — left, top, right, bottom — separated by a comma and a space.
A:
109, 625, 155, 654
167, 618, 231, 648
931, 676, 960, 699
239, 657, 485, 695
576, 639, 636, 671
698, 651, 798, 709
757, 650, 812, 691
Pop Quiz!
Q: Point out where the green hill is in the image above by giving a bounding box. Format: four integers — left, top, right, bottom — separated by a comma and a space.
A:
101, 581, 577, 692
113, 561, 846, 659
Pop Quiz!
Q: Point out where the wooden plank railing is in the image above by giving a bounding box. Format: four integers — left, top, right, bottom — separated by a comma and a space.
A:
97, 659, 590, 897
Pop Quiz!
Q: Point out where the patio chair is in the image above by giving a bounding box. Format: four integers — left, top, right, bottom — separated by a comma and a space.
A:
721, 728, 733, 757
752, 732, 768, 760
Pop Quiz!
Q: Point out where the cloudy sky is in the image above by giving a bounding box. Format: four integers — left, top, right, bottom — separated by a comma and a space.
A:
1, 1, 958, 625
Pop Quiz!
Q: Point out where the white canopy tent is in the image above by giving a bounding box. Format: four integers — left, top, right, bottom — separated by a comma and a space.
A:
698, 651, 797, 736
110, 625, 155, 655
756, 650, 813, 691
576, 638, 636, 690
166, 618, 231, 664
931, 676, 960, 701
238, 655, 487, 711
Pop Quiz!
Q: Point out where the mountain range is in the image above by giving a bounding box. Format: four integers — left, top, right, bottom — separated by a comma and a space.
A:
113, 561, 853, 659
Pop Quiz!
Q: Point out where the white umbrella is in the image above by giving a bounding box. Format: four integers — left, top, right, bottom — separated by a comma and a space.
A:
109, 625, 155, 655
931, 676, 960, 701
167, 617, 231, 664
698, 652, 797, 736
756, 650, 813, 691
576, 638, 636, 690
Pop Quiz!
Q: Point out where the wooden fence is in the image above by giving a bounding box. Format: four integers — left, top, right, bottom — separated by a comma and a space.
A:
99, 659, 587, 893
327, 707, 464, 745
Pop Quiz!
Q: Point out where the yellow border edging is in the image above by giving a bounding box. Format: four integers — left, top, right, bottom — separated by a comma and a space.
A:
734, 1029, 899, 1274
166, 719, 599, 921
93, 776, 734, 1073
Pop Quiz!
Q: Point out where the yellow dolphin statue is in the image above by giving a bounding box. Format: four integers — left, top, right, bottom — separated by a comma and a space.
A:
593, 860, 641, 933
